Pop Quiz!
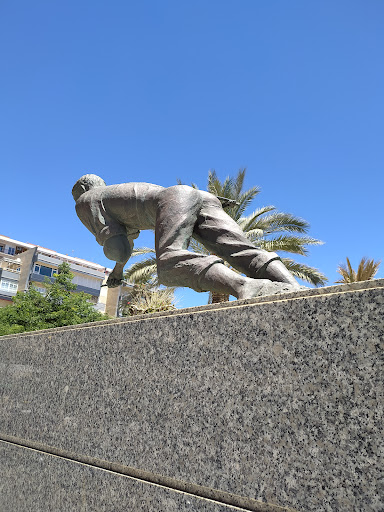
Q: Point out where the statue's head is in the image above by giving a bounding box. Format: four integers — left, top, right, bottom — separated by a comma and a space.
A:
72, 174, 106, 201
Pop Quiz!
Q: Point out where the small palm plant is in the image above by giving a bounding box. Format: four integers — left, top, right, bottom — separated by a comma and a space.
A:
119, 282, 176, 316
122, 255, 176, 316
335, 257, 381, 283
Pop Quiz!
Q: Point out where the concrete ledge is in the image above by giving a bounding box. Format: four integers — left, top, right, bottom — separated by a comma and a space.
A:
1, 280, 383, 511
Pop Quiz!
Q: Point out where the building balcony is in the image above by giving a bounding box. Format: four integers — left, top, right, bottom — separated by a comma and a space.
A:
0, 269, 20, 281
0, 254, 22, 273
30, 273, 101, 297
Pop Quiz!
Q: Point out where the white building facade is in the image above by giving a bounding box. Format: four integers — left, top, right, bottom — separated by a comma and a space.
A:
0, 235, 115, 314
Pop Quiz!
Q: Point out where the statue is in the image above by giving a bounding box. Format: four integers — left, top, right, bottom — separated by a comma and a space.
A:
72, 175, 301, 299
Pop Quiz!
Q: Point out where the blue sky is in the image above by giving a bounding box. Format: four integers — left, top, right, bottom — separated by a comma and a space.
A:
1, 1, 383, 308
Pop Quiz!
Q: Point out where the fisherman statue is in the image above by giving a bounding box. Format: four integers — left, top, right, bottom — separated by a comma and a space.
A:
72, 174, 300, 299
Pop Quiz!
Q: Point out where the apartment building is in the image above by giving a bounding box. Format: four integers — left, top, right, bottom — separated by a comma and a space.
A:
0, 235, 125, 316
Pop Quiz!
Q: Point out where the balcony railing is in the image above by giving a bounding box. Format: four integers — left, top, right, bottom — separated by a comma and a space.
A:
1, 267, 20, 273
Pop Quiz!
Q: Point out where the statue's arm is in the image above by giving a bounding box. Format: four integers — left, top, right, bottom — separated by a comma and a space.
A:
103, 235, 133, 288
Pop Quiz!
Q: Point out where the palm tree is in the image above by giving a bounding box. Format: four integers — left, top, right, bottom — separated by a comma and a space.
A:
335, 257, 381, 284
125, 169, 328, 303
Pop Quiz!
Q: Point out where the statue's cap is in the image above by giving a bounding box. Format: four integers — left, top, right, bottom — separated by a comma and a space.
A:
72, 174, 106, 200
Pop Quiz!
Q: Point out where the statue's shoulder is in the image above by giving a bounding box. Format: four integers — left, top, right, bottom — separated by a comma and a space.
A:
76, 183, 164, 206
75, 187, 103, 204
110, 182, 165, 196
115, 182, 164, 190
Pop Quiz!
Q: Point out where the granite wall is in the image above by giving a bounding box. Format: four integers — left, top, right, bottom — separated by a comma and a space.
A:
1, 280, 383, 512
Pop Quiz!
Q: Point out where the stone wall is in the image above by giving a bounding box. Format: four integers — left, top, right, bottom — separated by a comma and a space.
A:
1, 280, 383, 511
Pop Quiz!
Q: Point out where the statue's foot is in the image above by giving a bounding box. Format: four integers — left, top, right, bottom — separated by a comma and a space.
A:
237, 279, 303, 300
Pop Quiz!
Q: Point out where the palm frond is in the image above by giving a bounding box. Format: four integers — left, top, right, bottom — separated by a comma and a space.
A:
207, 169, 260, 222
124, 257, 158, 285
356, 257, 381, 281
335, 257, 356, 283
208, 170, 234, 198
222, 176, 235, 198
257, 235, 323, 255
356, 257, 369, 281
281, 258, 328, 286
336, 257, 381, 283
177, 178, 199, 189
131, 247, 156, 257
233, 168, 246, 197
237, 206, 276, 232
233, 187, 261, 220
335, 267, 353, 283
346, 257, 355, 280
252, 212, 310, 235
189, 238, 210, 255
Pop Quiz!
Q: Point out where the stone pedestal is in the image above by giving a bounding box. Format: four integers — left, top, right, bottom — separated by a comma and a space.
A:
1, 280, 383, 511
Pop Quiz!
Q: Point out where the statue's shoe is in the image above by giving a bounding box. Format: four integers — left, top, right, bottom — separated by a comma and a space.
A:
237, 279, 306, 300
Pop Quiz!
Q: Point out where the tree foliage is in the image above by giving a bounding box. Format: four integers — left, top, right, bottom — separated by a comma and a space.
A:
0, 262, 107, 336
335, 257, 381, 283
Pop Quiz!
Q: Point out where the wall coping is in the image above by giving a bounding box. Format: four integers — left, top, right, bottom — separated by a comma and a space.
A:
1, 278, 383, 339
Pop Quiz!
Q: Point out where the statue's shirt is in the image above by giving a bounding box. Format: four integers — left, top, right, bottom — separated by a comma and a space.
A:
75, 183, 164, 245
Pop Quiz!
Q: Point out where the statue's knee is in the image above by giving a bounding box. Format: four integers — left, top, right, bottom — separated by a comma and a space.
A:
265, 251, 279, 262
157, 264, 175, 287
156, 252, 173, 284
254, 251, 279, 265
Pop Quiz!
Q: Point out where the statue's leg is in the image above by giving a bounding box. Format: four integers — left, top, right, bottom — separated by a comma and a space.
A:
194, 191, 299, 287
155, 187, 299, 299
155, 188, 269, 298
155, 186, 223, 291
197, 265, 299, 300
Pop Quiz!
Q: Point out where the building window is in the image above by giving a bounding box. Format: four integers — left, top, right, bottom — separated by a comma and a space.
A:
7, 247, 15, 255
0, 279, 18, 292
34, 264, 56, 277
0, 245, 4, 253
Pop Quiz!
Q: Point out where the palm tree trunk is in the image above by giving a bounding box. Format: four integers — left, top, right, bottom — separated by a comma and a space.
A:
210, 292, 230, 303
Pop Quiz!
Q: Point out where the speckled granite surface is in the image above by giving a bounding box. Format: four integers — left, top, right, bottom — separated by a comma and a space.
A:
0, 280, 383, 511
0, 441, 257, 512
